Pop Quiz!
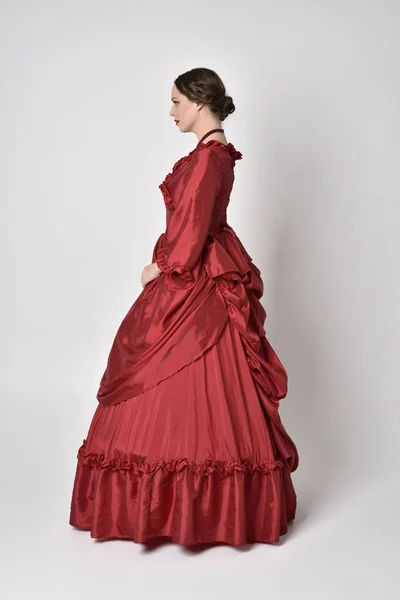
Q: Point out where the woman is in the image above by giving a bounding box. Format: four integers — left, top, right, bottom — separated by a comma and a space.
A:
69, 67, 299, 547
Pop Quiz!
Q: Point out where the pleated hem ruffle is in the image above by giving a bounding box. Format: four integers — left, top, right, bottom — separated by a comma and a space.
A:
69, 451, 297, 547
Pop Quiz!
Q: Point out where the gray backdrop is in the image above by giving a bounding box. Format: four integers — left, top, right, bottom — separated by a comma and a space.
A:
1, 1, 399, 599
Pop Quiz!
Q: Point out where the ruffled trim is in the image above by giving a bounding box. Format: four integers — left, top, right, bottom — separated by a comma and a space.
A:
158, 181, 176, 209
158, 149, 196, 209
198, 140, 243, 165
159, 140, 242, 209
155, 247, 194, 282
77, 439, 287, 476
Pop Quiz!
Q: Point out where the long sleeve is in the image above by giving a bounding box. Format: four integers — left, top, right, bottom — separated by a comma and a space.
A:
155, 147, 223, 282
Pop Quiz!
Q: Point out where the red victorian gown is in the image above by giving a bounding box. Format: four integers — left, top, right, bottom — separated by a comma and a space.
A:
69, 133, 299, 547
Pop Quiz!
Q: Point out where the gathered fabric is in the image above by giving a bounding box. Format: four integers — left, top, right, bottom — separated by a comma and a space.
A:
69, 139, 299, 546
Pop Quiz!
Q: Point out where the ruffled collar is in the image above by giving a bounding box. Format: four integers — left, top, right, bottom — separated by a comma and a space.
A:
195, 139, 243, 163
168, 139, 242, 178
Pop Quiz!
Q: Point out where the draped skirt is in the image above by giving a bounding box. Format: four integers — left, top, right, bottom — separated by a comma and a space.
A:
69, 316, 298, 546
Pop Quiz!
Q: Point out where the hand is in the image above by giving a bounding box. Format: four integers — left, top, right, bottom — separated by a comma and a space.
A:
141, 262, 162, 288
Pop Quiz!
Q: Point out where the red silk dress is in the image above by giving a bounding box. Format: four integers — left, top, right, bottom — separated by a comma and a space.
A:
69, 139, 299, 546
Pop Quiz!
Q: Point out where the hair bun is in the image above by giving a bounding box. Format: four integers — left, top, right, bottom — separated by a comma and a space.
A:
220, 95, 235, 120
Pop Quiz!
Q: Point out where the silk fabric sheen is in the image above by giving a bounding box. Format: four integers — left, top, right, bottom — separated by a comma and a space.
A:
69, 140, 299, 546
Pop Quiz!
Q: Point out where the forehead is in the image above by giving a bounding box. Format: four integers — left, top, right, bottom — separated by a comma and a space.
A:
171, 84, 183, 99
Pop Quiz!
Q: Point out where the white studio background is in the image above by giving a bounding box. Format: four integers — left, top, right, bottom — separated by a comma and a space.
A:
1, 1, 399, 599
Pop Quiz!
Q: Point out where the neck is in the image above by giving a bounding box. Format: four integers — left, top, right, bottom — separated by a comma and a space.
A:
195, 122, 224, 143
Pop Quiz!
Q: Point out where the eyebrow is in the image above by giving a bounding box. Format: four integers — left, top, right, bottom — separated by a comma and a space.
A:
171, 97, 178, 101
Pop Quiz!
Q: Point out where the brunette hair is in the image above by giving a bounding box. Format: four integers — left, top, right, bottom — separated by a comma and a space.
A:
174, 67, 235, 121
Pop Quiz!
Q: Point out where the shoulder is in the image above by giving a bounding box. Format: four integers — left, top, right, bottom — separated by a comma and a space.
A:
188, 144, 227, 177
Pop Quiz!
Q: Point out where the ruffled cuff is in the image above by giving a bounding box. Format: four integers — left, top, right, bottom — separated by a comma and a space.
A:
155, 247, 194, 283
